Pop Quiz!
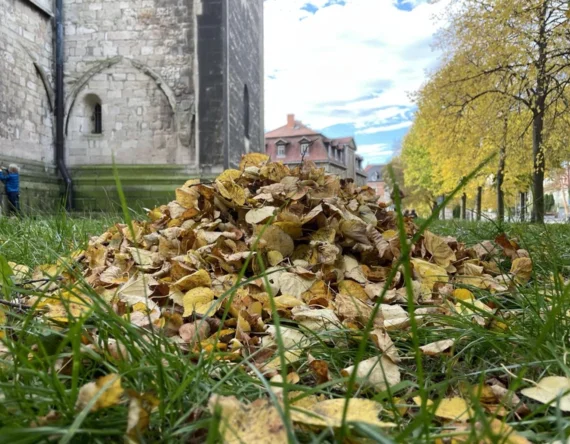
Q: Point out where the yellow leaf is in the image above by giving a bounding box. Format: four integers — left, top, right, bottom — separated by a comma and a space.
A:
338, 280, 369, 302
423, 231, 457, 267
182, 287, 218, 317
75, 374, 124, 412
175, 182, 200, 210
520, 376, 570, 411
452, 288, 475, 302
434, 397, 474, 422
274, 295, 304, 308
411, 258, 449, 292
217, 169, 242, 182
291, 398, 395, 429
208, 395, 288, 444
239, 153, 270, 170
126, 393, 160, 443
216, 180, 246, 206
173, 269, 212, 292
267, 250, 284, 266
382, 230, 398, 240
510, 257, 532, 284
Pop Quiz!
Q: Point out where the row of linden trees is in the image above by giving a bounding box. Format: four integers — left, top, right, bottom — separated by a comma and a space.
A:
399, 0, 570, 222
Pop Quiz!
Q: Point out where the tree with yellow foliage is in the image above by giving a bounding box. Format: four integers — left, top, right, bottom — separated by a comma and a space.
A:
435, 0, 570, 223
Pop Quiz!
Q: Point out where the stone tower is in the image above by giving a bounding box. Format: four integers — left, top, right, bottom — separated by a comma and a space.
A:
0, 0, 264, 212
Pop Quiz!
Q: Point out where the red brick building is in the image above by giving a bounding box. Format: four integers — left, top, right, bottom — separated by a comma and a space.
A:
265, 114, 367, 185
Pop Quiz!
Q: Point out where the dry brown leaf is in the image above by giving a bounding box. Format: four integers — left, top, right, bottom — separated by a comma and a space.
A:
370, 329, 400, 363
260, 226, 295, 257
423, 231, 457, 267
510, 257, 532, 284
420, 339, 455, 356
341, 355, 401, 392
245, 206, 276, 225
279, 272, 316, 298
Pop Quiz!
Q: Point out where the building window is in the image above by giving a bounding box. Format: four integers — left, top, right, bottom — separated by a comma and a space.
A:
277, 144, 285, 157
93, 103, 102, 134
244, 85, 250, 139
300, 143, 309, 156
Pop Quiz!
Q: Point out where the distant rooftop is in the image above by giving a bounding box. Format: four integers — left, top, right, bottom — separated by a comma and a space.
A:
265, 114, 355, 148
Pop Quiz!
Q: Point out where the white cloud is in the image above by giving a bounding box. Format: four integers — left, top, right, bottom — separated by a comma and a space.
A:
357, 144, 394, 164
357, 143, 393, 156
356, 121, 413, 135
264, 0, 449, 131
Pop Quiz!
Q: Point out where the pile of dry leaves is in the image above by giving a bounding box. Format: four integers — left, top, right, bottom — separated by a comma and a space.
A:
7, 153, 566, 442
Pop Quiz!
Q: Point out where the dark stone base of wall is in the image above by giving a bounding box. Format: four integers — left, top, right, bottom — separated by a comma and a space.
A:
71, 165, 199, 212
0, 155, 62, 215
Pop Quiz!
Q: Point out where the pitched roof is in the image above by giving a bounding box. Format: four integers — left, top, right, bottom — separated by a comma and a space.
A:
332, 136, 354, 146
265, 117, 320, 138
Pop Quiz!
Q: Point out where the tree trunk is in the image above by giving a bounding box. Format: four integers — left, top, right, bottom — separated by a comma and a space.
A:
531, 110, 546, 223
497, 144, 506, 223
461, 193, 467, 220
476, 186, 482, 221
520, 192, 526, 222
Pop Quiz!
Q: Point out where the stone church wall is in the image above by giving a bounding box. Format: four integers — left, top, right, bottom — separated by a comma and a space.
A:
64, 0, 195, 167
63, 0, 197, 210
0, 0, 61, 213
227, 0, 263, 168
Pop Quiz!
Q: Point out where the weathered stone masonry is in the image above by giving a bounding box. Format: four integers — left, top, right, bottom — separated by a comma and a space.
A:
0, 0, 264, 212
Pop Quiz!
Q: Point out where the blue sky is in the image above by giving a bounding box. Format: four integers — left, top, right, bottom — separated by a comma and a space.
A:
264, 0, 448, 165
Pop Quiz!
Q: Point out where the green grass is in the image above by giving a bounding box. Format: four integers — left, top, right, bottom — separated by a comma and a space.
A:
1, 213, 570, 443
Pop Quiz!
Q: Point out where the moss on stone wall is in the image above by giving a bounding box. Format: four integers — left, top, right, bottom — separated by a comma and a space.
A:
71, 165, 198, 212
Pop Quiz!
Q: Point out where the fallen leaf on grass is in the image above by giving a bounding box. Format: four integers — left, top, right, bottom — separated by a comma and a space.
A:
341, 355, 400, 392
291, 398, 395, 429
209, 395, 288, 443
125, 392, 160, 444
76, 374, 124, 411
440, 418, 530, 444
510, 257, 532, 284
307, 354, 331, 384
420, 339, 455, 356
434, 397, 474, 422
370, 328, 400, 363
520, 376, 570, 411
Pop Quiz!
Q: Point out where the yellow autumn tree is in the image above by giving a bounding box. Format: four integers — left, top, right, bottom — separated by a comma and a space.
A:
435, 0, 570, 222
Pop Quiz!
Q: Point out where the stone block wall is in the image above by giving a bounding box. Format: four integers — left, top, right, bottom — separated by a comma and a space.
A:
197, 0, 264, 172
0, 0, 61, 212
0, 0, 55, 164
197, 0, 225, 171
64, 0, 195, 167
227, 0, 264, 168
